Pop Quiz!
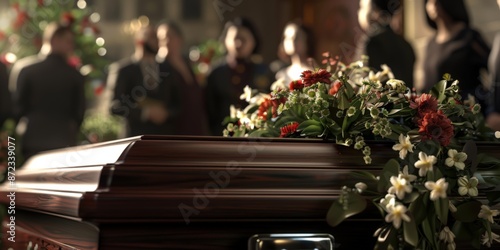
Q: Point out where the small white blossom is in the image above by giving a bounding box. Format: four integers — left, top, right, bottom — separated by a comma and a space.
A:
400, 165, 417, 183
392, 134, 414, 159
355, 182, 367, 193
385, 204, 411, 229
388, 175, 413, 200
380, 194, 396, 210
415, 152, 437, 177
482, 232, 500, 247
458, 176, 478, 197
445, 149, 467, 170
240, 85, 253, 102
380, 64, 395, 79
495, 131, 500, 139
439, 226, 455, 244
387, 79, 407, 93
478, 205, 500, 224
425, 178, 448, 201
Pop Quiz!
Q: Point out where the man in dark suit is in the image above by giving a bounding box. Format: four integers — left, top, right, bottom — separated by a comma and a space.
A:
10, 22, 86, 159
357, 0, 416, 88
108, 25, 179, 136
0, 61, 12, 128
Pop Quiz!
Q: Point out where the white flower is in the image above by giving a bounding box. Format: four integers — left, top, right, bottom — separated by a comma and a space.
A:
355, 182, 367, 193
380, 64, 395, 79
240, 85, 253, 102
400, 165, 417, 183
415, 152, 437, 177
388, 175, 412, 200
385, 204, 411, 229
447, 242, 456, 250
380, 194, 396, 211
445, 149, 467, 170
495, 131, 500, 139
478, 205, 500, 224
458, 176, 478, 197
392, 134, 414, 159
482, 232, 500, 247
387, 79, 407, 93
424, 178, 448, 201
439, 226, 455, 244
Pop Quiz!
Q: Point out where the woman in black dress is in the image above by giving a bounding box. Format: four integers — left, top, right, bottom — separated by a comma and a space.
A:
422, 0, 490, 104
205, 17, 272, 136
157, 21, 209, 135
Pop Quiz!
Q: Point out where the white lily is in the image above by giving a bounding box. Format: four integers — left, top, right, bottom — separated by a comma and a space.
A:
388, 175, 412, 200
415, 152, 437, 177
482, 232, 500, 247
424, 178, 448, 201
385, 204, 411, 229
478, 205, 500, 224
400, 165, 417, 183
392, 134, 414, 159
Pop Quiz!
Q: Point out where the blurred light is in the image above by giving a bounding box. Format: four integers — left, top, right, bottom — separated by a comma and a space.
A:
97, 48, 107, 56
189, 48, 200, 62
77, 0, 87, 9
90, 12, 101, 23
96, 37, 105, 46
80, 64, 93, 76
39, 20, 48, 30
197, 63, 209, 74
5, 53, 17, 64
138, 16, 150, 27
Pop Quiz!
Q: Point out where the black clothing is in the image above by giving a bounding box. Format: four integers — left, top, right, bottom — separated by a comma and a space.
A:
361, 25, 416, 87
206, 58, 272, 136
0, 62, 12, 127
160, 59, 209, 135
487, 33, 500, 114
12, 54, 86, 158
423, 27, 490, 101
109, 57, 180, 136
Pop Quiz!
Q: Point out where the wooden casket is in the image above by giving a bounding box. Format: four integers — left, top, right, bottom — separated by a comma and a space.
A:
1, 136, 499, 249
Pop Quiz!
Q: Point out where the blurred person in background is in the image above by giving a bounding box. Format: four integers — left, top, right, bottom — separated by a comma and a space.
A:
422, 0, 490, 105
108, 24, 180, 137
10, 22, 85, 159
357, 0, 415, 87
157, 21, 209, 135
205, 17, 272, 136
486, 0, 500, 131
275, 21, 315, 84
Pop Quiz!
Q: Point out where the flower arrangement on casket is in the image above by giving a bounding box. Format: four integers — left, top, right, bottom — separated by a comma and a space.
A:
224, 53, 500, 249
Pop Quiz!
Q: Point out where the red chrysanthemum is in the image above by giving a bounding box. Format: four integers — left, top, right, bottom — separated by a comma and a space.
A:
410, 93, 438, 117
257, 98, 272, 121
418, 110, 454, 146
301, 69, 332, 87
280, 122, 299, 138
328, 80, 343, 95
289, 79, 304, 91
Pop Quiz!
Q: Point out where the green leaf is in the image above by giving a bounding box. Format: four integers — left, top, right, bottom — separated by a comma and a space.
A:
326, 192, 367, 227
431, 79, 447, 103
409, 193, 427, 225
462, 141, 478, 173
377, 159, 400, 193
297, 120, 321, 131
403, 213, 419, 247
300, 125, 323, 137
422, 217, 436, 249
453, 200, 482, 222
350, 171, 378, 181
248, 129, 272, 137
434, 197, 449, 225
486, 191, 500, 205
